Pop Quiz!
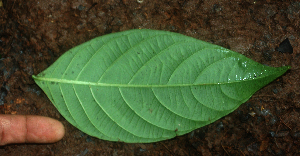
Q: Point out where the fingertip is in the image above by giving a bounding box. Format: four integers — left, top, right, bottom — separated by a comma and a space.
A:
54, 119, 65, 142
52, 118, 65, 142
26, 115, 65, 143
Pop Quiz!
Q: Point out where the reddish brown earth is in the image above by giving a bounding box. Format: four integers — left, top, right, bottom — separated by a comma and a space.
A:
0, 0, 299, 155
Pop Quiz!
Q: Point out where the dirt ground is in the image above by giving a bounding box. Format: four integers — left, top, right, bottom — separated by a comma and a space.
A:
0, 0, 299, 155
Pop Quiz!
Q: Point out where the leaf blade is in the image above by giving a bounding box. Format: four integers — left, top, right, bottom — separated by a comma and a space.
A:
33, 29, 290, 143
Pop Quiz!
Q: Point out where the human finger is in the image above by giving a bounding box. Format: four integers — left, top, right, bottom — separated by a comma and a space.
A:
0, 115, 65, 145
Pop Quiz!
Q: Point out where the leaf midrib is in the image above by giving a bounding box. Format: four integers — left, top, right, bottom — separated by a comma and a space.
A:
32, 75, 270, 88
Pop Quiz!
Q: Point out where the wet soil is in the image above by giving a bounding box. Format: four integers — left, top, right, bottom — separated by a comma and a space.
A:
1, 0, 300, 155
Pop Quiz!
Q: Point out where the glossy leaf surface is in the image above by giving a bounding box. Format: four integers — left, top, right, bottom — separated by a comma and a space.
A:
33, 29, 290, 143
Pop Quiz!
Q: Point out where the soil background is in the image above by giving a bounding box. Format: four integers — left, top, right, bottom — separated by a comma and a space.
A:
0, 0, 300, 155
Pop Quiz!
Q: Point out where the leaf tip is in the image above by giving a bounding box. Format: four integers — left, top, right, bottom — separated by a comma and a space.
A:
281, 65, 291, 73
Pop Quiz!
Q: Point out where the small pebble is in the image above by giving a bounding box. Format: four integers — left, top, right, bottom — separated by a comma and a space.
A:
249, 112, 256, 117
78, 5, 85, 11
139, 148, 147, 152
269, 131, 276, 137
86, 136, 93, 142
216, 122, 224, 132
272, 88, 278, 94
189, 131, 194, 138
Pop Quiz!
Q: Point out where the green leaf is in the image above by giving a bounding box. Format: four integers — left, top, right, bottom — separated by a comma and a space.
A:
32, 29, 290, 143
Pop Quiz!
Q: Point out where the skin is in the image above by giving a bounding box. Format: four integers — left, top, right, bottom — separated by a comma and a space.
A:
0, 115, 65, 145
